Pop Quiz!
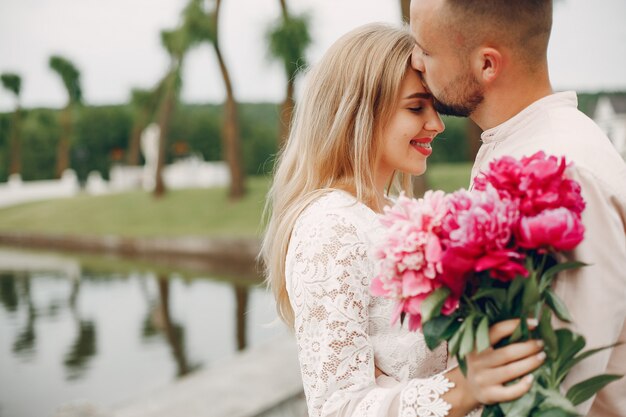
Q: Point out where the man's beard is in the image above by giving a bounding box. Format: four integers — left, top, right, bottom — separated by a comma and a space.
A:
428, 72, 484, 118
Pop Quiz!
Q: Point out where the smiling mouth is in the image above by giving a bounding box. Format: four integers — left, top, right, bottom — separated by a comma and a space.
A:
409, 140, 431, 149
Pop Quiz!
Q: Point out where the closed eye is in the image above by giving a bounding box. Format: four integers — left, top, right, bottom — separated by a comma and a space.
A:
408, 107, 423, 113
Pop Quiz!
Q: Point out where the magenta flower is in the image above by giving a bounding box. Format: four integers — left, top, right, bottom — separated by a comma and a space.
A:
441, 186, 527, 282
475, 151, 585, 217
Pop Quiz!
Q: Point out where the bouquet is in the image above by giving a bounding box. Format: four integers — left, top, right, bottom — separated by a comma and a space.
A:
371, 152, 621, 416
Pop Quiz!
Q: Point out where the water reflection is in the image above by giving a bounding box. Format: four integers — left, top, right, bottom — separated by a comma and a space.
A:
11, 275, 36, 357
0, 247, 285, 417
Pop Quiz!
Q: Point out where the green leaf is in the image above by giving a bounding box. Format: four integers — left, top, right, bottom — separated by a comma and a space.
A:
420, 287, 451, 323
481, 405, 503, 417
458, 356, 468, 376
545, 289, 573, 323
472, 288, 506, 304
423, 315, 461, 350
448, 324, 463, 357
539, 261, 588, 293
459, 315, 476, 358
476, 316, 490, 352
571, 342, 623, 369
535, 385, 578, 415
522, 273, 540, 314
554, 329, 586, 384
566, 374, 623, 405
506, 276, 525, 309
539, 308, 558, 360
533, 408, 578, 417
499, 390, 537, 417
555, 329, 586, 363
509, 318, 529, 344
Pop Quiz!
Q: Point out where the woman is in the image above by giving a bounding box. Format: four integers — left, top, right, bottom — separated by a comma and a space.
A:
261, 23, 545, 417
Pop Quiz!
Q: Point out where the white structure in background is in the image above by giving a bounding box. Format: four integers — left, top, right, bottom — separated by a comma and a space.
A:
592, 95, 626, 160
86, 123, 230, 194
0, 170, 80, 209
140, 122, 160, 191
84, 171, 109, 195
99, 122, 230, 192
1, 123, 230, 208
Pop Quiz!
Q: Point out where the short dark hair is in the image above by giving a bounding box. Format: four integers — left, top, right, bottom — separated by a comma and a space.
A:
441, 0, 553, 67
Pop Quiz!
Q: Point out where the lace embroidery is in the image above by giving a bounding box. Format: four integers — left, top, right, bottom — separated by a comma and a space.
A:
286, 191, 451, 417
400, 374, 454, 417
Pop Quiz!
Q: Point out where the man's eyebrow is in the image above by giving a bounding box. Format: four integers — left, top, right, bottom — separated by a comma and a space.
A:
404, 92, 432, 100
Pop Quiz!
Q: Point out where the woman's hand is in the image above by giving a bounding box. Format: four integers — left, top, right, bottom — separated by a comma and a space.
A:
443, 318, 545, 417
465, 318, 545, 405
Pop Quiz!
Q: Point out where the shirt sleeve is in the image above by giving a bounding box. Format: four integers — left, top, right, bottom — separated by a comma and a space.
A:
553, 166, 626, 415
286, 208, 457, 417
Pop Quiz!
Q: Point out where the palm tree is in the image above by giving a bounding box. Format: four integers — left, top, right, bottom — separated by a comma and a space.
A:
1, 73, 22, 177
266, 1, 311, 148
49, 55, 82, 178
400, 0, 410, 23
127, 88, 159, 166
153, 27, 190, 197
398, 2, 429, 197
183, 0, 245, 200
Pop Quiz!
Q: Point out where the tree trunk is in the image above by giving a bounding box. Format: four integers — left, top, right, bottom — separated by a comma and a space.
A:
234, 284, 249, 351
279, 0, 289, 19
127, 109, 148, 166
400, 0, 410, 23
154, 72, 176, 198
401, 0, 428, 196
412, 175, 429, 198
9, 106, 21, 176
55, 106, 71, 178
158, 276, 190, 376
279, 77, 295, 148
465, 119, 483, 162
214, 0, 246, 200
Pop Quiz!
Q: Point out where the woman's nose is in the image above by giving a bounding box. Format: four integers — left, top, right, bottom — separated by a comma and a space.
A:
411, 47, 425, 72
426, 112, 445, 134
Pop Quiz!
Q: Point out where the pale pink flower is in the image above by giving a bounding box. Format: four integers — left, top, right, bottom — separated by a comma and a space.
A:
518, 208, 585, 252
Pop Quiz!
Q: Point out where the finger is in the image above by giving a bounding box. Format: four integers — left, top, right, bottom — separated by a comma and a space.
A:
475, 339, 544, 368
488, 318, 538, 346
481, 374, 535, 405
482, 350, 546, 385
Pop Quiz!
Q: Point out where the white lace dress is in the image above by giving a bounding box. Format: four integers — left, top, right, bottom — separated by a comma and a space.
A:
286, 190, 474, 417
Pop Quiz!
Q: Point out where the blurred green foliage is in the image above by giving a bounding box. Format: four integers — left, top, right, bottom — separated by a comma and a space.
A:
0, 92, 609, 183
0, 102, 281, 182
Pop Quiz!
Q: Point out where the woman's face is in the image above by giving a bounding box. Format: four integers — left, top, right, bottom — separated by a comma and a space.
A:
376, 68, 444, 182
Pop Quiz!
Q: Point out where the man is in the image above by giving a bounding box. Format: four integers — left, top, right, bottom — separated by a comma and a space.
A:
409, 0, 626, 415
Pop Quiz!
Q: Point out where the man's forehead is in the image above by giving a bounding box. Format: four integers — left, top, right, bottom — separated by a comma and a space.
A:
409, 0, 444, 36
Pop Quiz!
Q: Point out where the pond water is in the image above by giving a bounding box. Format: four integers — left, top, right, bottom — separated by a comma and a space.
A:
0, 247, 287, 417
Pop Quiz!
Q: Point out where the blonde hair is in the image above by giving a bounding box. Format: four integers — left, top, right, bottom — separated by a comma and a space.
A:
261, 23, 416, 327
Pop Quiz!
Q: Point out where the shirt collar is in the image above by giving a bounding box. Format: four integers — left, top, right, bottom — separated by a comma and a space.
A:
480, 91, 578, 144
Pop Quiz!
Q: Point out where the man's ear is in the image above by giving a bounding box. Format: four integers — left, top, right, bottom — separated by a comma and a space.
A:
472, 47, 502, 84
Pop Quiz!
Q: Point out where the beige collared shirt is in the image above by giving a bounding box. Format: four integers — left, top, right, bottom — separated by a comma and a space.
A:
471, 91, 626, 416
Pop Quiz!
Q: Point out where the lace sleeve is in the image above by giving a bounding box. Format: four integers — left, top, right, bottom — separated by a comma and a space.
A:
286, 206, 456, 417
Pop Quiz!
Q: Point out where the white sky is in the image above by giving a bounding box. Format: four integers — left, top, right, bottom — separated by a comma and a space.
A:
0, 0, 625, 111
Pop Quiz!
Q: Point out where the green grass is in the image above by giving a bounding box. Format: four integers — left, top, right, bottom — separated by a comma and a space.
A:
0, 163, 471, 237
428, 161, 472, 192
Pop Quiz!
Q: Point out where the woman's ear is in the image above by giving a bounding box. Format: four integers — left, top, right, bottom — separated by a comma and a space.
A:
473, 47, 502, 84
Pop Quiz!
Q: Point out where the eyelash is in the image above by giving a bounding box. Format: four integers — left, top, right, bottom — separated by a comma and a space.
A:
409, 107, 423, 113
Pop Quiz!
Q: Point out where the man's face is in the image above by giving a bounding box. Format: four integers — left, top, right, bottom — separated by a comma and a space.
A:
409, 0, 484, 117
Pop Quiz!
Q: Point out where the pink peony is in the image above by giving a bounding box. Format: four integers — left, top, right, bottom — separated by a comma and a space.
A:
370, 191, 458, 329
475, 151, 585, 218
518, 208, 585, 252
441, 186, 527, 282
